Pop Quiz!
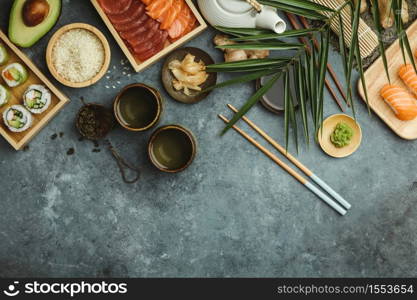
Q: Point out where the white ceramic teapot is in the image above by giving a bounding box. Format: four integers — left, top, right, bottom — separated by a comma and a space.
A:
197, 0, 286, 33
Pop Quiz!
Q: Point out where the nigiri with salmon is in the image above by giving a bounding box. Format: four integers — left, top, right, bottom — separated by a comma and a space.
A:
398, 64, 417, 96
380, 84, 417, 121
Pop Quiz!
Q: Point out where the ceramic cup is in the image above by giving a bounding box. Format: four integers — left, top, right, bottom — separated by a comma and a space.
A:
114, 83, 163, 132
148, 125, 197, 173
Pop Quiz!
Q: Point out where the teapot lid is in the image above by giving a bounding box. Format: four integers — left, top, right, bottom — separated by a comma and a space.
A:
216, 0, 253, 14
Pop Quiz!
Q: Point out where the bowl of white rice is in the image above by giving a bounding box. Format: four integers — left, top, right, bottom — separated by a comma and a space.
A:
46, 23, 111, 88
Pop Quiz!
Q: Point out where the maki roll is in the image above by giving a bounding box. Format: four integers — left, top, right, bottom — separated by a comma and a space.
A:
0, 84, 10, 107
23, 84, 51, 114
1, 63, 28, 87
3, 105, 33, 132
0, 43, 9, 66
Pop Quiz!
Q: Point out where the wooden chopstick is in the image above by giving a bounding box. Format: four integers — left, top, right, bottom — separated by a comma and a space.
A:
298, 16, 349, 106
285, 13, 346, 112
227, 104, 351, 210
218, 114, 347, 215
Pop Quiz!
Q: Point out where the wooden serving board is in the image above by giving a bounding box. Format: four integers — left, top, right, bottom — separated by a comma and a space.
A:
358, 20, 417, 140
90, 0, 207, 73
0, 30, 69, 150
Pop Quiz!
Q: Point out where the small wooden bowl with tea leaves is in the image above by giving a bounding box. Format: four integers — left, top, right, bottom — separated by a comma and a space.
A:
162, 47, 217, 104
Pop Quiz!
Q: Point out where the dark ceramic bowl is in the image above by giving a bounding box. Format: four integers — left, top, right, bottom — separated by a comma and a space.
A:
162, 47, 217, 104
113, 83, 163, 132
148, 125, 197, 173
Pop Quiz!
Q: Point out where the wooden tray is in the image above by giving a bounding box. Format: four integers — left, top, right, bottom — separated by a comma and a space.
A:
91, 0, 208, 73
0, 30, 69, 150
358, 20, 417, 140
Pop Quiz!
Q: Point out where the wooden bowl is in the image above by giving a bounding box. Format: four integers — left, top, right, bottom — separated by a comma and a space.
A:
46, 23, 111, 88
318, 114, 362, 158
162, 47, 216, 104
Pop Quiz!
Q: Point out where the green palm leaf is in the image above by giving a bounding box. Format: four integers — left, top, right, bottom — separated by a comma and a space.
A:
201, 69, 278, 93
259, 0, 328, 20
371, 0, 390, 83
231, 29, 320, 41
263, 0, 335, 12
216, 41, 304, 51
221, 72, 282, 135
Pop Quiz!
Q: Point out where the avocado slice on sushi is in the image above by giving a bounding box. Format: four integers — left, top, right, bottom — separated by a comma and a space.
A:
23, 84, 51, 114
8, 0, 62, 48
3, 105, 33, 132
0, 84, 11, 107
0, 44, 9, 65
1, 63, 28, 87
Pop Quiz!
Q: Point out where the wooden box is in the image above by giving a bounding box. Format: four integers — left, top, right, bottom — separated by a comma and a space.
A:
0, 30, 69, 150
91, 0, 208, 72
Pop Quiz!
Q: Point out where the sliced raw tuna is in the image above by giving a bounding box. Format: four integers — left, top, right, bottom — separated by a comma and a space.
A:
113, 12, 149, 32
132, 30, 167, 55
126, 21, 160, 48
135, 40, 165, 61
119, 17, 154, 40
98, 0, 132, 15
108, 1, 145, 25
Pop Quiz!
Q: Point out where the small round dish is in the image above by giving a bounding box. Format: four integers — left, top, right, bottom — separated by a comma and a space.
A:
46, 23, 111, 88
318, 114, 362, 158
162, 47, 217, 104
256, 70, 298, 114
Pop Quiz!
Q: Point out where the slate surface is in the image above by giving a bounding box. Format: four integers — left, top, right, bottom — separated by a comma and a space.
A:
0, 0, 416, 277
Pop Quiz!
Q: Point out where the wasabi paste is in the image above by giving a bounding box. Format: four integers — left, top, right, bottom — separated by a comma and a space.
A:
330, 122, 354, 148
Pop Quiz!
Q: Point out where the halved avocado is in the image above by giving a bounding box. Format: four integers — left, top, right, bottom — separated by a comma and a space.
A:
8, 0, 61, 48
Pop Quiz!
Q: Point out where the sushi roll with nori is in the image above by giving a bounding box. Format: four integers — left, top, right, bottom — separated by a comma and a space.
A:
0, 44, 9, 65
23, 84, 51, 114
1, 63, 28, 87
0, 84, 10, 107
3, 105, 32, 132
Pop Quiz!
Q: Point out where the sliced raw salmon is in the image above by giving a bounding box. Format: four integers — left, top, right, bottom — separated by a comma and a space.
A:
380, 84, 417, 121
398, 64, 417, 96
99, 0, 132, 15
160, 0, 183, 30
167, 4, 192, 39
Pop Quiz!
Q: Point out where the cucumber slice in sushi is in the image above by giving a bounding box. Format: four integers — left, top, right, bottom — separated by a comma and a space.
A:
1, 63, 28, 87
3, 105, 33, 132
0, 44, 9, 66
0, 84, 10, 107
23, 84, 51, 114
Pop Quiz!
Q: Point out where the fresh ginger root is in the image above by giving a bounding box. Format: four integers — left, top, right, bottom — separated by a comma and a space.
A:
214, 34, 269, 62
377, 0, 409, 29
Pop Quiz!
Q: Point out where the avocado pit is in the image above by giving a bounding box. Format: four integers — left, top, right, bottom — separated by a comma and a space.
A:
23, 0, 50, 27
